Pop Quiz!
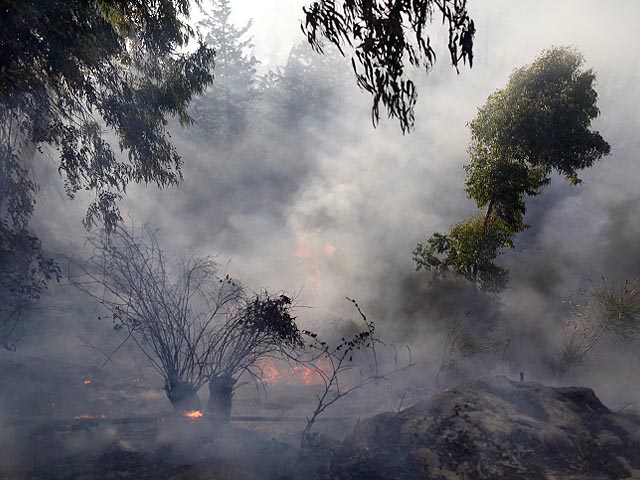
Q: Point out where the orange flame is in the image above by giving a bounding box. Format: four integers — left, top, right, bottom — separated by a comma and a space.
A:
259, 359, 324, 386
261, 359, 282, 384
183, 410, 204, 419
293, 237, 336, 298
295, 244, 314, 259
84, 379, 92, 385
322, 244, 336, 256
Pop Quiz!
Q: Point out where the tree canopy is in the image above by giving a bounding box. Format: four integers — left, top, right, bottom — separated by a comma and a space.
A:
1, 0, 214, 232
0, 0, 477, 236
414, 47, 611, 292
0, 1, 214, 347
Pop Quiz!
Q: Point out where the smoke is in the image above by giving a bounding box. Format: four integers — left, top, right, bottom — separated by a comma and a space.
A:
5, 1, 640, 462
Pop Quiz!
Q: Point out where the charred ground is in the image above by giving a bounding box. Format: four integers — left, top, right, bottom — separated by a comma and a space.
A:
3, 364, 640, 480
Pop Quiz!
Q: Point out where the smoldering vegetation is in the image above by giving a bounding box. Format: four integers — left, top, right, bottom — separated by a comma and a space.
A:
2, 0, 640, 479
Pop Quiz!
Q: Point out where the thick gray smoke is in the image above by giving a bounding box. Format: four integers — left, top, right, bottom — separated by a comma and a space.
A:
18, 0, 640, 411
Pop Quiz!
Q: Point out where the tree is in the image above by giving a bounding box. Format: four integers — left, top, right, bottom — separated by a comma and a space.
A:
204, 292, 303, 421
414, 215, 513, 292
302, 0, 475, 133
0, 228, 60, 350
1, 1, 214, 232
414, 47, 610, 291
74, 225, 302, 416
254, 40, 350, 132
466, 47, 610, 231
0, 1, 214, 345
190, 0, 259, 141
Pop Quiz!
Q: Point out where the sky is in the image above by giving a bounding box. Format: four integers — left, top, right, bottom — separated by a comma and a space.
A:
28, 0, 640, 394
223, 0, 307, 66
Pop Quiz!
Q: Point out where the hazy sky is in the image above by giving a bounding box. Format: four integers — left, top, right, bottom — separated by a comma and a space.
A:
223, 0, 307, 66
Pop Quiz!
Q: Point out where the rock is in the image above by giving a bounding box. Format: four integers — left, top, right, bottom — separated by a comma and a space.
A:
335, 376, 640, 479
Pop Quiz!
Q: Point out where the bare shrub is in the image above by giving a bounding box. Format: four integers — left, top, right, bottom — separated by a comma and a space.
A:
300, 298, 414, 448
73, 225, 301, 416
203, 292, 303, 421
436, 316, 510, 389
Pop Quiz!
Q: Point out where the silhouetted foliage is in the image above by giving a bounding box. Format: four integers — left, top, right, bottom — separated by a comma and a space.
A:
204, 292, 302, 421
0, 227, 60, 350
302, 0, 475, 132
0, 1, 214, 343
0, 138, 60, 349
300, 298, 413, 448
415, 47, 610, 291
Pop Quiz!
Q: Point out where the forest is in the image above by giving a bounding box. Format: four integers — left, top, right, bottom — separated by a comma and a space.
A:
1, 1, 640, 479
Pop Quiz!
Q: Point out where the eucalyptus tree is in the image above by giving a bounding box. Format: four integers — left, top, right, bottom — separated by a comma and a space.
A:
414, 47, 611, 291
1, 1, 214, 233
466, 47, 610, 232
0, 1, 214, 346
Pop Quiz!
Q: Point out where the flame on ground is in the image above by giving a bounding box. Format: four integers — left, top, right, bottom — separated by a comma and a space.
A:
84, 379, 92, 385
183, 410, 204, 419
260, 359, 325, 386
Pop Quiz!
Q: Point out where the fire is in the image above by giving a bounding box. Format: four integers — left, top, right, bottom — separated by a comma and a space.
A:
293, 237, 337, 298
295, 244, 314, 259
322, 244, 336, 256
183, 410, 204, 419
261, 359, 282, 384
259, 359, 324, 386
84, 379, 92, 385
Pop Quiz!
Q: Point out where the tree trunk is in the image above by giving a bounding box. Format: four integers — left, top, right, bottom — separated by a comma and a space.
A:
207, 375, 237, 422
166, 378, 202, 412
483, 196, 495, 231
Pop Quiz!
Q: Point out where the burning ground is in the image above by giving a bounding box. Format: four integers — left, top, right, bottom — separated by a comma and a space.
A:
3, 363, 640, 479
0, 353, 412, 479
